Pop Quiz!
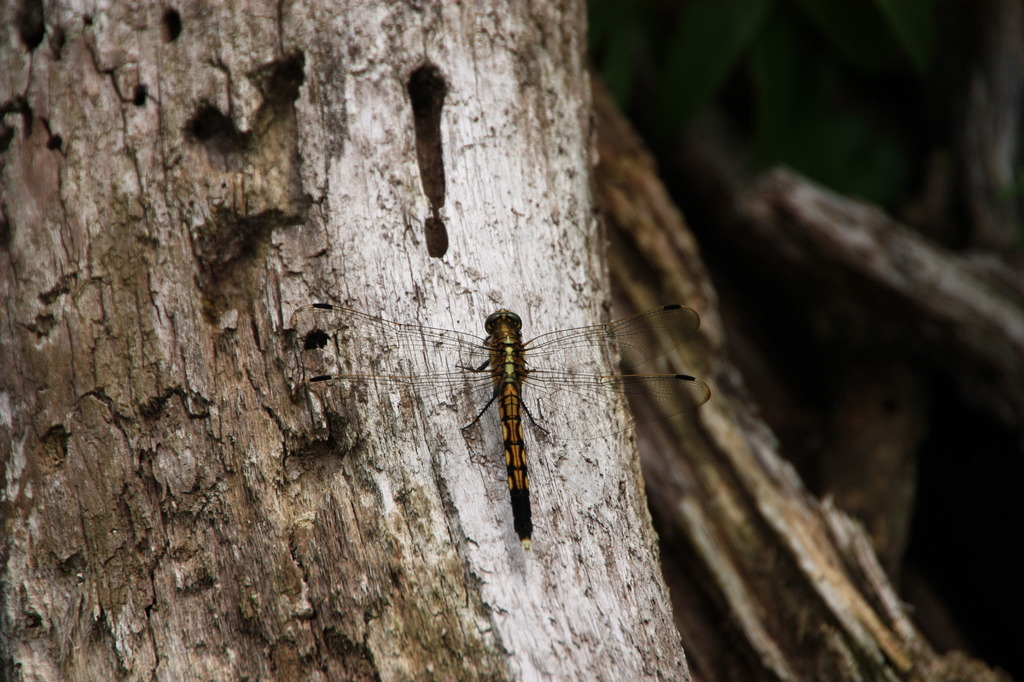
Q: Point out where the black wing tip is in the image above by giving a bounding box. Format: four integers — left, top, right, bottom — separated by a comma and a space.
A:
662, 303, 701, 330
674, 374, 712, 406
309, 375, 333, 382
312, 302, 334, 310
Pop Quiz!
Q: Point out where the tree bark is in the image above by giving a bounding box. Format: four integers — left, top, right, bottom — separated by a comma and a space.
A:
954, 0, 1024, 250
1, 2, 687, 680
593, 79, 1015, 682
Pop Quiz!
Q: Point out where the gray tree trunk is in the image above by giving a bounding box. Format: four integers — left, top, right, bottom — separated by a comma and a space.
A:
1, 2, 688, 680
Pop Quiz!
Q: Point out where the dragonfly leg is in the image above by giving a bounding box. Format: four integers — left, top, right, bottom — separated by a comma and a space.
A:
462, 388, 500, 430
518, 399, 550, 439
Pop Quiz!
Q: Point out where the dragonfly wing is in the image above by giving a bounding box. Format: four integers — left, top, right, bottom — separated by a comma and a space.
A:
290, 303, 709, 441
525, 305, 701, 371
290, 303, 496, 419
522, 369, 710, 441
290, 303, 491, 379
518, 306, 706, 440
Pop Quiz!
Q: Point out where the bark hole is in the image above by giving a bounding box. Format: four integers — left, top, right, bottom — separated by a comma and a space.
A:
16, 0, 45, 52
185, 104, 249, 156
132, 84, 148, 107
40, 424, 70, 470
41, 118, 61, 151
39, 273, 73, 304
162, 8, 182, 42
303, 329, 329, 351
407, 64, 449, 258
48, 25, 64, 59
252, 53, 306, 109
0, 202, 9, 249
185, 56, 308, 321
28, 312, 56, 337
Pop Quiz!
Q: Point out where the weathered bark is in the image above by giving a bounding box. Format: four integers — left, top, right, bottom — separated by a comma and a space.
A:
741, 170, 1024, 430
593, 80, 1015, 682
1, 2, 688, 680
954, 0, 1024, 250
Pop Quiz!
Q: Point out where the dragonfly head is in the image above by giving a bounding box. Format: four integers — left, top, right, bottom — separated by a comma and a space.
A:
485, 310, 522, 336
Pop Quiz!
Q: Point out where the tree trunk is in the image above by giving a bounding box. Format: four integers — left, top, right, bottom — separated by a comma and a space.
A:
1, 2, 687, 680
593, 79, 1017, 682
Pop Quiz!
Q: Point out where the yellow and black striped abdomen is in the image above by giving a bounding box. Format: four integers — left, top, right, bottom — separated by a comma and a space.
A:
498, 382, 531, 546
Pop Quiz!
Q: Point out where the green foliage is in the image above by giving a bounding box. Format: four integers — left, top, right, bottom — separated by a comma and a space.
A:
874, 0, 938, 73
997, 170, 1024, 201
659, 0, 773, 125
588, 1, 656, 105
588, 0, 940, 205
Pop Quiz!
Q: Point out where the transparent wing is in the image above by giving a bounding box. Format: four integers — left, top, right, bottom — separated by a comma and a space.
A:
289, 303, 709, 439
519, 370, 710, 442
290, 303, 490, 380
525, 305, 701, 370
527, 369, 710, 418
516, 305, 706, 439
289, 303, 501, 421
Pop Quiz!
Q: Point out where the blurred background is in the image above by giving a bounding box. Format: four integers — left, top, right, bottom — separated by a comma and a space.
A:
589, 0, 1024, 678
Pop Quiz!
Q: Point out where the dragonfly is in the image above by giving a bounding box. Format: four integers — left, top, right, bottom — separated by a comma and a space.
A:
289, 302, 711, 549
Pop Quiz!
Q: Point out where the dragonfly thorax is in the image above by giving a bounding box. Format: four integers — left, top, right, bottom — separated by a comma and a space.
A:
483, 310, 528, 387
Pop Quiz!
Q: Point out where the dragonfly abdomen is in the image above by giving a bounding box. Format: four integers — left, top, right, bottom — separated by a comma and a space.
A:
499, 382, 532, 548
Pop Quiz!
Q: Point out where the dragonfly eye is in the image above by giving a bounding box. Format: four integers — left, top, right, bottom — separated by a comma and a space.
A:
485, 310, 521, 334
485, 310, 506, 333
